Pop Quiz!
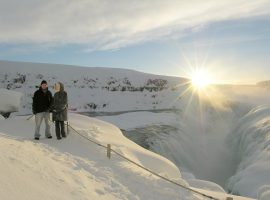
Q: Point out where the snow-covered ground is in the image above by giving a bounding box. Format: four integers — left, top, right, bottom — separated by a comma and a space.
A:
1, 60, 270, 199
0, 112, 254, 200
0, 113, 187, 200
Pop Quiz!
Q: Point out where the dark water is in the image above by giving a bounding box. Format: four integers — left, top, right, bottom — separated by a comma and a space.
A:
79, 108, 181, 117
121, 125, 177, 150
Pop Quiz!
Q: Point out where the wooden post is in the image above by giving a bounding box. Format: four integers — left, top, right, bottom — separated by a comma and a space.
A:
107, 144, 111, 159
226, 197, 233, 200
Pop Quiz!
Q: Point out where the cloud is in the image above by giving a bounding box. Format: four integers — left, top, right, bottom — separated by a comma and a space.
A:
0, 0, 269, 51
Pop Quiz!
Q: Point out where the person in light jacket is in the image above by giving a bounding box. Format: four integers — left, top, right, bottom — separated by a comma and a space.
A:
52, 82, 68, 140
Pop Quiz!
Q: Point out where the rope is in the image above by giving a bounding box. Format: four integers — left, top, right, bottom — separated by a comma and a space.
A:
67, 125, 107, 148
28, 115, 218, 199
66, 122, 219, 200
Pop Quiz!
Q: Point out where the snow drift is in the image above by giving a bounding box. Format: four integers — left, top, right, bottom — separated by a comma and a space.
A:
0, 88, 22, 114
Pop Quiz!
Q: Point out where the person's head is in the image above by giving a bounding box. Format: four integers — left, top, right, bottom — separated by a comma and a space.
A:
54, 82, 61, 92
40, 80, 48, 90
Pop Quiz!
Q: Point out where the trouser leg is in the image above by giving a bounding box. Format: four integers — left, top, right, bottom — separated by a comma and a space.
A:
55, 121, 61, 139
34, 113, 43, 138
60, 121, 66, 137
44, 112, 51, 137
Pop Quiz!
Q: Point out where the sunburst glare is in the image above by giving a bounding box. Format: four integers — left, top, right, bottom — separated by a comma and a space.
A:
191, 69, 211, 90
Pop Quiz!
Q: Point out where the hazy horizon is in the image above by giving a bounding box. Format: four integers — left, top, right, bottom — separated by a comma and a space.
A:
1, 59, 267, 86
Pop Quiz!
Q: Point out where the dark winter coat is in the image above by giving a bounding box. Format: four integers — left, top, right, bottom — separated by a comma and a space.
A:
52, 82, 68, 121
32, 88, 53, 114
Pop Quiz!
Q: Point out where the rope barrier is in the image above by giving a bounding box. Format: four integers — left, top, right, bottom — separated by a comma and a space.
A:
66, 121, 220, 200
27, 115, 219, 199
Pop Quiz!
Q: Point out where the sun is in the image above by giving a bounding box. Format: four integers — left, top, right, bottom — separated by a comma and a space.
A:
191, 69, 211, 89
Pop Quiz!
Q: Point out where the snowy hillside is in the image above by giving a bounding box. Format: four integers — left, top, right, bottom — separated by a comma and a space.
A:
0, 113, 190, 200
0, 60, 188, 114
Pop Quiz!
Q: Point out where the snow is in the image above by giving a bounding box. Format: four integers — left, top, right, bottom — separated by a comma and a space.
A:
186, 179, 226, 193
68, 113, 182, 181
0, 113, 194, 200
96, 108, 237, 188
96, 111, 179, 130
0, 60, 187, 114
0, 113, 251, 199
257, 185, 270, 200
1, 60, 269, 200
0, 136, 110, 200
96, 88, 270, 199
0, 88, 22, 113
226, 106, 270, 198
95, 101, 270, 199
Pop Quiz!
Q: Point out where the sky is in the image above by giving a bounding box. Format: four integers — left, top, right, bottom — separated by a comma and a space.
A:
0, 0, 270, 84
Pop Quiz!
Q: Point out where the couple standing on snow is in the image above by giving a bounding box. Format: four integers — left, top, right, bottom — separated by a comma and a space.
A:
32, 80, 68, 140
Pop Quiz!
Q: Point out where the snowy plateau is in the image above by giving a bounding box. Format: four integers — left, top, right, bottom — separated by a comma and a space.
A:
1, 60, 270, 200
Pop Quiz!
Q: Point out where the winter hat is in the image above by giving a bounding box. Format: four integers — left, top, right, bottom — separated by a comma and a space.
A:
41, 80, 47, 85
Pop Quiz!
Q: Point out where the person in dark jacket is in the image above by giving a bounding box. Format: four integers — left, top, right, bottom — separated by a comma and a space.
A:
32, 80, 53, 140
52, 82, 68, 140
